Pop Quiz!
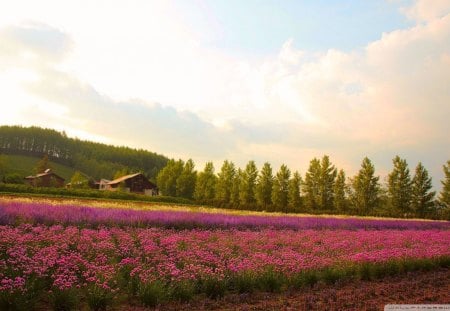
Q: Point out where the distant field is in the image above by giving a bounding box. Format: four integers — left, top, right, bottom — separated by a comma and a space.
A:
1, 154, 78, 180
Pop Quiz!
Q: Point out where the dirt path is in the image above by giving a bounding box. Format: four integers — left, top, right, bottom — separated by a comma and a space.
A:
151, 268, 450, 311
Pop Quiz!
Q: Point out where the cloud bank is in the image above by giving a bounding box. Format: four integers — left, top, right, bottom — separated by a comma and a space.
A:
0, 1, 449, 188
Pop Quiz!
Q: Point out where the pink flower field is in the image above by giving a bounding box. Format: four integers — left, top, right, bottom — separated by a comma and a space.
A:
1, 201, 449, 309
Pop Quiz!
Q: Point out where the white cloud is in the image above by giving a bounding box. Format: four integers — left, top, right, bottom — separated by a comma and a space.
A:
0, 0, 449, 188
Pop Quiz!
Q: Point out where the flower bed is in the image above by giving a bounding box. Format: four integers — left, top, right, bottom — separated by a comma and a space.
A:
1, 223, 449, 309
1, 201, 449, 230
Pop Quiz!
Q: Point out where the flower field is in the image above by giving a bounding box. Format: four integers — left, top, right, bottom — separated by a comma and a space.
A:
1, 199, 449, 310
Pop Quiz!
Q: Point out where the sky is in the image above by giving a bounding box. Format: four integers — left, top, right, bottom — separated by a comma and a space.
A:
0, 0, 449, 189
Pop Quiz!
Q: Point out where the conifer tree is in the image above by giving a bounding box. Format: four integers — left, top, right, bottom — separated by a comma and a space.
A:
319, 155, 337, 210
231, 168, 243, 207
439, 161, 450, 209
215, 160, 236, 204
350, 157, 380, 214
288, 171, 302, 211
239, 161, 258, 206
334, 169, 347, 212
411, 162, 435, 217
303, 158, 321, 210
256, 162, 274, 210
388, 156, 412, 215
272, 165, 291, 213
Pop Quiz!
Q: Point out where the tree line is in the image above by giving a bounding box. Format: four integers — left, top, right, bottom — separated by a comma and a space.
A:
157, 156, 450, 219
0, 125, 168, 180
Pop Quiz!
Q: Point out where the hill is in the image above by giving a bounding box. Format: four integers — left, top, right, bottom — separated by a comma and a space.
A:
1, 154, 78, 181
0, 125, 169, 181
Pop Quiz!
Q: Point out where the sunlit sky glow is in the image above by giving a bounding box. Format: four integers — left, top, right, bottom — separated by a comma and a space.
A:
0, 0, 449, 187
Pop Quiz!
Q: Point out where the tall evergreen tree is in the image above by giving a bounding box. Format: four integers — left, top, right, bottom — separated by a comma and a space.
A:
411, 162, 435, 217
319, 155, 337, 210
194, 162, 217, 202
334, 169, 347, 212
256, 162, 274, 210
288, 171, 302, 212
272, 165, 291, 212
388, 156, 412, 215
303, 158, 321, 211
231, 168, 243, 207
439, 161, 450, 209
176, 159, 197, 199
215, 160, 236, 204
350, 157, 380, 214
239, 161, 258, 207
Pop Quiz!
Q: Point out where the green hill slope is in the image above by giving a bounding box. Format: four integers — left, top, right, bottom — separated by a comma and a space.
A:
2, 154, 79, 181
0, 125, 169, 181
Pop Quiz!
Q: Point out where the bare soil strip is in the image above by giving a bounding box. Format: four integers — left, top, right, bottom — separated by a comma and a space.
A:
143, 268, 450, 311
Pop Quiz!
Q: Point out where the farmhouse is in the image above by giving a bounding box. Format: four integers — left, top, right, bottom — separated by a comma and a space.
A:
105, 173, 158, 195
24, 169, 65, 188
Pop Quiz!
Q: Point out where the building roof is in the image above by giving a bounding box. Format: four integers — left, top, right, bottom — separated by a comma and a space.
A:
107, 173, 143, 185
24, 170, 65, 181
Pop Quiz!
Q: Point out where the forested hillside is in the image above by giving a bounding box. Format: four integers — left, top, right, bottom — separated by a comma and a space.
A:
0, 125, 168, 180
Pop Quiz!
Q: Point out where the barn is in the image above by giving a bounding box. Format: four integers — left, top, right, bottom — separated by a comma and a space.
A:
24, 169, 65, 188
105, 173, 158, 195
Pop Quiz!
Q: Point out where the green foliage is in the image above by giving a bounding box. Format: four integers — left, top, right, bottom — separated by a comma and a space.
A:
169, 281, 195, 302
156, 159, 184, 196
215, 160, 236, 205
0, 125, 168, 180
388, 156, 412, 215
69, 171, 90, 189
113, 168, 129, 180
85, 284, 114, 311
288, 171, 302, 211
230, 168, 242, 207
176, 159, 197, 199
51, 288, 80, 311
34, 154, 51, 174
319, 155, 337, 210
255, 162, 273, 210
194, 162, 217, 203
271, 164, 290, 212
3, 173, 24, 184
231, 271, 257, 294
439, 160, 450, 208
257, 267, 283, 293
198, 277, 226, 299
411, 162, 435, 217
239, 161, 258, 207
0, 183, 193, 205
333, 169, 347, 212
303, 158, 321, 210
350, 157, 380, 214
137, 281, 167, 307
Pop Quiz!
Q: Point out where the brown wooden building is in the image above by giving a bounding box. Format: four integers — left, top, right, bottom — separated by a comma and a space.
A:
105, 173, 158, 195
24, 169, 65, 188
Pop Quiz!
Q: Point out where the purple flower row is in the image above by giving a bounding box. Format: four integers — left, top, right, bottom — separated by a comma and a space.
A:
0, 201, 448, 230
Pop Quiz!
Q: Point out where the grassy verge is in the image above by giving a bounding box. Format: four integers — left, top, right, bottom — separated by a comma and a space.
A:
2, 256, 448, 310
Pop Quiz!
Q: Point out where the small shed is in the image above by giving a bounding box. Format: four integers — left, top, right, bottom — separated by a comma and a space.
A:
24, 169, 65, 188
105, 173, 158, 195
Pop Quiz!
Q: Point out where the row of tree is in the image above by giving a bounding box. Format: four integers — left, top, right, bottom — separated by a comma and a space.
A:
157, 156, 450, 218
0, 126, 168, 180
